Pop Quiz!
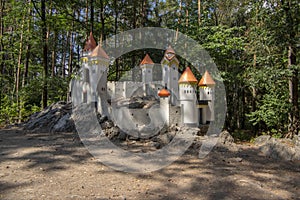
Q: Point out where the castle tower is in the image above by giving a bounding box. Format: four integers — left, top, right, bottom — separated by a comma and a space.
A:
161, 46, 179, 106
81, 32, 97, 103
158, 88, 171, 126
89, 44, 110, 115
198, 70, 216, 124
140, 54, 154, 96
140, 54, 154, 83
178, 67, 199, 127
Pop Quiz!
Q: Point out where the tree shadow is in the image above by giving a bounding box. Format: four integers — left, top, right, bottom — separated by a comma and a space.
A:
0, 128, 299, 199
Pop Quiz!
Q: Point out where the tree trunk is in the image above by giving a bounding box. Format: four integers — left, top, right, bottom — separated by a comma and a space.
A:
287, 45, 299, 137
68, 31, 74, 75
62, 32, 70, 78
100, 0, 105, 44
175, 0, 182, 42
198, 0, 201, 26
16, 13, 26, 122
114, 0, 119, 80
90, 0, 94, 32
22, 1, 31, 87
41, 0, 48, 108
51, 31, 57, 77
0, 0, 4, 74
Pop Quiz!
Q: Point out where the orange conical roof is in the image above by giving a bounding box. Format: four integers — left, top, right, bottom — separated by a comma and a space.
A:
90, 44, 109, 59
140, 54, 154, 65
198, 70, 215, 86
158, 88, 170, 97
164, 45, 176, 60
83, 32, 97, 52
178, 67, 198, 84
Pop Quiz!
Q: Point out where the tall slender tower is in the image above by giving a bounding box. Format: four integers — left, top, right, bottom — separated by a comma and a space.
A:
89, 44, 110, 115
81, 32, 97, 103
198, 70, 216, 123
140, 54, 154, 96
178, 67, 199, 126
161, 46, 179, 106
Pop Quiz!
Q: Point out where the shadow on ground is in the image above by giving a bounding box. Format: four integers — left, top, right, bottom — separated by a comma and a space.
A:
0, 128, 299, 200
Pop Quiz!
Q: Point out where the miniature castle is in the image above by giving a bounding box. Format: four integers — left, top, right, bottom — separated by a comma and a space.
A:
71, 32, 216, 127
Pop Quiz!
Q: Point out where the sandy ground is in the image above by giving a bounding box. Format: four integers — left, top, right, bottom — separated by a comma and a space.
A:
0, 128, 299, 200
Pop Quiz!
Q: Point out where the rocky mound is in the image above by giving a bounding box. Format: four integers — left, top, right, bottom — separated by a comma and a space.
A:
254, 135, 300, 161
22, 101, 300, 161
23, 101, 75, 133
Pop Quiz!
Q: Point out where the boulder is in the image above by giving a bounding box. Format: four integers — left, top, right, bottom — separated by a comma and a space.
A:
218, 131, 234, 145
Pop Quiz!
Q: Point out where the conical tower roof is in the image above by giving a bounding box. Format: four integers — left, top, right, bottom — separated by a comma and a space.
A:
83, 32, 97, 52
158, 88, 170, 97
178, 67, 198, 84
198, 70, 215, 86
164, 45, 176, 60
140, 54, 154, 65
90, 44, 109, 59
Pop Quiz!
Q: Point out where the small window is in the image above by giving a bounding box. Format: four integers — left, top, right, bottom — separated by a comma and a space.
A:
208, 91, 210, 95
148, 70, 151, 73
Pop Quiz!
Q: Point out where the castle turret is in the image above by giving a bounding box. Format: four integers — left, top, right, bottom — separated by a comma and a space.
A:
178, 67, 199, 127
161, 46, 179, 106
158, 88, 171, 126
89, 44, 110, 115
198, 70, 215, 124
140, 54, 154, 83
140, 54, 154, 96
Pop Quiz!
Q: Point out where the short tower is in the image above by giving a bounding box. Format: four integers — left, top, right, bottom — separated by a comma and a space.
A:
140, 54, 154, 83
198, 70, 216, 124
158, 88, 171, 126
178, 67, 199, 126
140, 54, 154, 96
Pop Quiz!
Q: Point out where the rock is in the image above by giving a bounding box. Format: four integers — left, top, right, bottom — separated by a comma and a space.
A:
52, 113, 70, 132
198, 125, 209, 136
128, 101, 145, 109
294, 135, 300, 147
255, 135, 300, 161
105, 127, 120, 139
118, 131, 127, 140
101, 120, 114, 129
98, 115, 108, 124
156, 134, 172, 145
254, 135, 271, 146
218, 131, 234, 145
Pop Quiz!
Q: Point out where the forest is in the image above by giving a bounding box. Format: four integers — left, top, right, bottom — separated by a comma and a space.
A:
0, 0, 299, 138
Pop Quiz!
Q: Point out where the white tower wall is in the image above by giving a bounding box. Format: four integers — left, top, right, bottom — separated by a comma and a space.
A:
179, 84, 199, 126
162, 60, 179, 106
199, 86, 215, 122
160, 97, 170, 126
141, 65, 153, 83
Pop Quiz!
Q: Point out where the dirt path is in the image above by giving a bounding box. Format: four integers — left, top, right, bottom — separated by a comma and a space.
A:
0, 128, 299, 200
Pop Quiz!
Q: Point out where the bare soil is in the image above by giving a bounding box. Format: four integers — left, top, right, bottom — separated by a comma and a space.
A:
0, 128, 299, 200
